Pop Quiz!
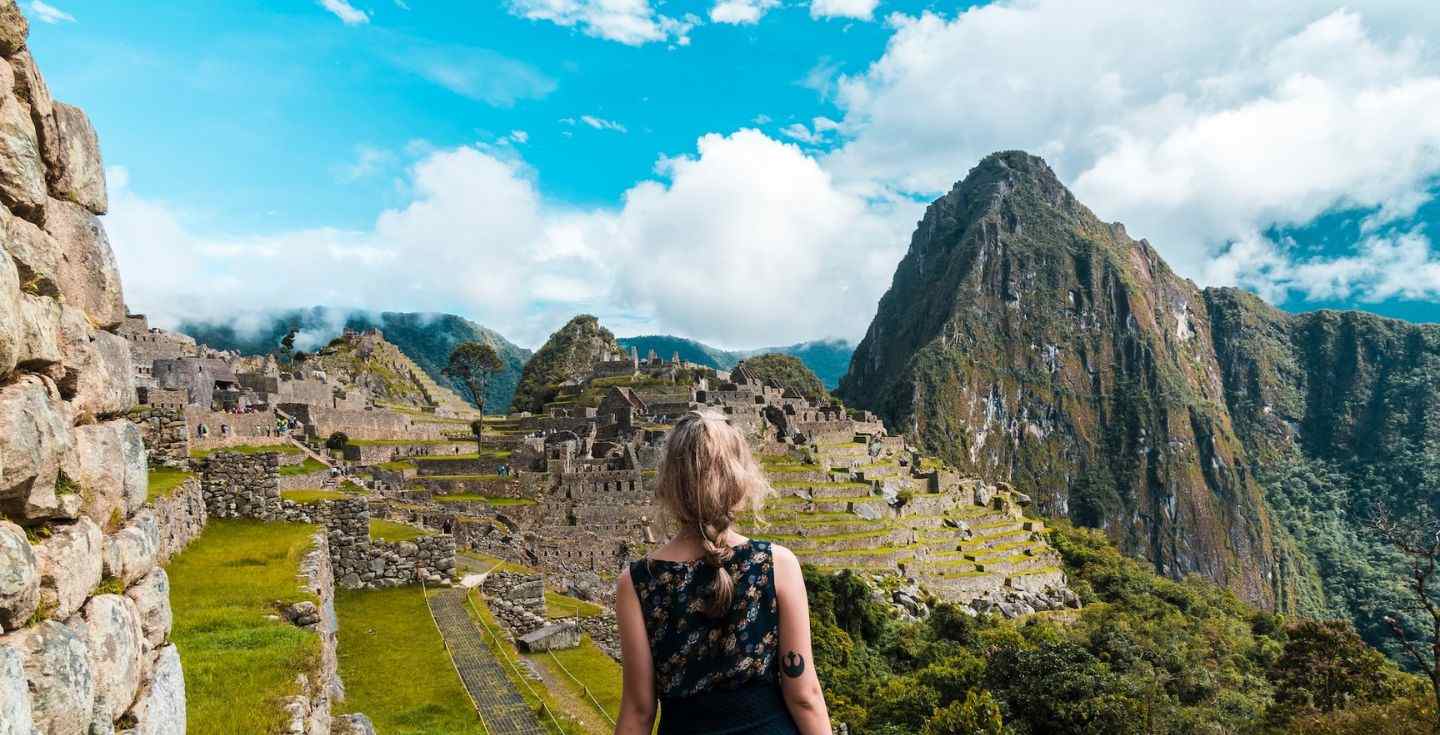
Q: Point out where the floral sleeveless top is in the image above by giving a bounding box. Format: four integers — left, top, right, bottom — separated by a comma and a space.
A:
629, 540, 781, 700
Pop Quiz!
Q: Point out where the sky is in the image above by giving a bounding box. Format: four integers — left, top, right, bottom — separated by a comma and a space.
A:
20, 0, 1440, 349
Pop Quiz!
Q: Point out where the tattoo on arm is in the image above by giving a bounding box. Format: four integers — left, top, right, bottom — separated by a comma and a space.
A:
782, 651, 805, 678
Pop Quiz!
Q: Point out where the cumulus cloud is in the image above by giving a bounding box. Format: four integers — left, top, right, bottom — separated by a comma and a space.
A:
780, 117, 840, 145
318, 0, 369, 25
710, 0, 779, 25
105, 132, 918, 348
506, 0, 697, 46
28, 1, 74, 24
810, 0, 877, 21
825, 2, 1440, 294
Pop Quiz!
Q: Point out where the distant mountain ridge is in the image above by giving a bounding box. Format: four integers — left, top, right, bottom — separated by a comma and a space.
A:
617, 335, 853, 388
179, 307, 531, 411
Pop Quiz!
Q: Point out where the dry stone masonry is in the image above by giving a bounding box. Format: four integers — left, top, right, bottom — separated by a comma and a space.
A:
0, 5, 187, 732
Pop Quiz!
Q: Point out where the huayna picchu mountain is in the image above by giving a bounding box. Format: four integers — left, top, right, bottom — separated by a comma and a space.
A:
839, 151, 1440, 653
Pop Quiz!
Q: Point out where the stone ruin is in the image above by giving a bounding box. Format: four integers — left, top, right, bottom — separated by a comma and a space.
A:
0, 5, 187, 732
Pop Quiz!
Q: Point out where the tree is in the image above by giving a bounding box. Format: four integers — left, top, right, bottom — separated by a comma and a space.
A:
444, 341, 504, 415
325, 432, 349, 452
923, 690, 1007, 735
1269, 620, 1397, 720
1371, 503, 1440, 731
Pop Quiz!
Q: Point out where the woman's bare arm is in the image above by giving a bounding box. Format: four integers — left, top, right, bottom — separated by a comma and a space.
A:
614, 567, 657, 735
772, 544, 833, 735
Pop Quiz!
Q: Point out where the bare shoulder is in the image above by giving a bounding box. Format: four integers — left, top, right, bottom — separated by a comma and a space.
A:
767, 542, 800, 568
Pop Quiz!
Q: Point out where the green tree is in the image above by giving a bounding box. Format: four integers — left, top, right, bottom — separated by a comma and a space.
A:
325, 432, 349, 452
1371, 504, 1440, 733
1269, 620, 1398, 723
444, 341, 505, 414
923, 690, 1007, 735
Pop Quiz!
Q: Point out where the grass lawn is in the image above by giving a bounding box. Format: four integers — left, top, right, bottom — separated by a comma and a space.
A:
168, 520, 320, 734
375, 460, 417, 472
369, 519, 432, 543
545, 590, 606, 619
278, 457, 328, 477
335, 587, 488, 734
190, 443, 301, 459
146, 467, 193, 503
458, 550, 536, 575
435, 494, 536, 506
281, 489, 348, 504
527, 635, 623, 725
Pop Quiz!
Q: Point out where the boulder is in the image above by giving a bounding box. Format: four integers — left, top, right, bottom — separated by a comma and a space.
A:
517, 621, 581, 652
973, 483, 995, 507
0, 239, 21, 377
69, 420, 147, 527
0, 520, 38, 631
10, 50, 50, 120
119, 644, 183, 735
0, 375, 77, 522
0, 88, 44, 217
9, 619, 94, 734
16, 291, 61, 369
102, 510, 158, 587
40, 197, 124, 329
46, 103, 106, 215
0, 640, 34, 735
333, 713, 377, 735
124, 568, 171, 649
79, 594, 144, 726
0, 0, 27, 56
59, 304, 135, 417
2, 200, 60, 297
35, 517, 102, 619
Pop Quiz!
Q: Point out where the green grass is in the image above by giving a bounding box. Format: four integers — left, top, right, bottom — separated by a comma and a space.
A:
277, 457, 328, 477
335, 587, 488, 734
545, 591, 606, 619
280, 489, 348, 504
190, 443, 301, 459
146, 467, 193, 502
376, 460, 417, 472
417, 473, 505, 482
434, 494, 537, 506
340, 480, 366, 494
526, 635, 623, 724
369, 519, 432, 543
459, 550, 536, 575
168, 520, 321, 735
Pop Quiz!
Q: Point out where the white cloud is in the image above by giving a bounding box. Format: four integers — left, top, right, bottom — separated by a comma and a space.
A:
105, 132, 918, 348
506, 0, 696, 46
779, 117, 840, 145
810, 0, 877, 21
394, 0, 410, 9
1211, 229, 1440, 306
710, 0, 779, 25
509, 130, 530, 144
28, 1, 74, 24
336, 145, 393, 182
580, 115, 627, 133
825, 2, 1440, 296
389, 42, 556, 106
318, 0, 369, 25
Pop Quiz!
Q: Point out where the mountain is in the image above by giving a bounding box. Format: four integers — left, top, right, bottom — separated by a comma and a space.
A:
838, 151, 1440, 658
617, 335, 853, 388
510, 314, 627, 413
179, 307, 531, 411
733, 354, 829, 402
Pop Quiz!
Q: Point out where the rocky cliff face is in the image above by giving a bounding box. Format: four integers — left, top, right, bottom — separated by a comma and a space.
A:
510, 314, 626, 413
839, 151, 1281, 606
0, 4, 186, 732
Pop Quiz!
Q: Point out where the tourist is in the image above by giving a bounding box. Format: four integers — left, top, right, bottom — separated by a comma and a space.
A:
614, 412, 830, 735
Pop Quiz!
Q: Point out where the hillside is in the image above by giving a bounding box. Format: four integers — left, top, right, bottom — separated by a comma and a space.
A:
617, 335, 853, 387
179, 307, 530, 411
510, 314, 627, 413
838, 151, 1440, 659
733, 353, 830, 402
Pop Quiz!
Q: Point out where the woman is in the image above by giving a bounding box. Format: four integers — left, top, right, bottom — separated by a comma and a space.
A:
614, 412, 833, 735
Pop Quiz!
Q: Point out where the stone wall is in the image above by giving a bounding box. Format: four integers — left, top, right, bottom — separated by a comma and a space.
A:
0, 7, 188, 731
149, 477, 206, 563
280, 530, 345, 735
201, 451, 283, 520
130, 405, 189, 467
327, 499, 455, 589
186, 408, 284, 450
282, 403, 449, 442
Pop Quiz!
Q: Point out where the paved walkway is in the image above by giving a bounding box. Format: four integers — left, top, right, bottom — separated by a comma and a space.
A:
428, 588, 548, 735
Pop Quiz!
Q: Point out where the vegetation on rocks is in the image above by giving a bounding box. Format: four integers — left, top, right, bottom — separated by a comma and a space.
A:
735, 353, 831, 402
511, 314, 627, 413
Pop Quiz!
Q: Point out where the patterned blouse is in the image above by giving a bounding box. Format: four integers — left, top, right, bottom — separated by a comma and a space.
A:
629, 540, 781, 700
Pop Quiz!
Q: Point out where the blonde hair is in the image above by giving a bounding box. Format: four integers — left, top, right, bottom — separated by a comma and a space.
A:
654, 411, 772, 617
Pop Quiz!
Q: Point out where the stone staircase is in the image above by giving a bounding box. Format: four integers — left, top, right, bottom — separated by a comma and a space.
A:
741, 439, 1065, 604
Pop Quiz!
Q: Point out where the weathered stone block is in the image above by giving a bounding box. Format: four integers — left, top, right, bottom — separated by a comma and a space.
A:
0, 239, 19, 380
517, 621, 580, 652
16, 291, 60, 369
59, 304, 135, 417
0, 374, 77, 521
0, 88, 43, 218
0, 640, 32, 735
0, 520, 37, 631
102, 510, 158, 587
119, 644, 183, 735
8, 619, 94, 734
46, 103, 105, 214
35, 517, 102, 620
0, 0, 27, 56
80, 594, 144, 727
69, 419, 147, 526
40, 197, 124, 328
124, 568, 171, 650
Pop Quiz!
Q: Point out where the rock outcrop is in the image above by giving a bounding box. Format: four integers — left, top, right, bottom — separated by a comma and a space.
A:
510, 314, 627, 413
0, 5, 189, 731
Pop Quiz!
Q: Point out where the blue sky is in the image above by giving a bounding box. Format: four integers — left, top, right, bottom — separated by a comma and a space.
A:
21, 0, 1440, 348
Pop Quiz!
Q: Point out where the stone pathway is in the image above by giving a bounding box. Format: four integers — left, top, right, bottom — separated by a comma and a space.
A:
428, 588, 549, 735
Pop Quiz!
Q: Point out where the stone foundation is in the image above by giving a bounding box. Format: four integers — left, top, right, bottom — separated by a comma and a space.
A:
280, 530, 347, 735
